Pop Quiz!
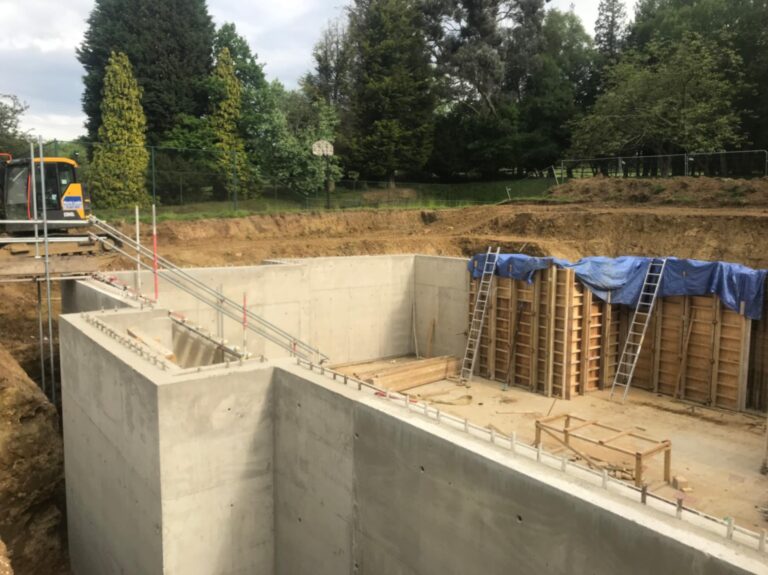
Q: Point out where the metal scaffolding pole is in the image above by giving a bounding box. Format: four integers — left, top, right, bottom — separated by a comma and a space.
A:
38, 137, 56, 405
135, 205, 142, 295
37, 281, 46, 396
29, 142, 39, 258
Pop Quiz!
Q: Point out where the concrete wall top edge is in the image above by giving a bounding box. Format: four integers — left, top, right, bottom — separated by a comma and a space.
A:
61, 311, 277, 386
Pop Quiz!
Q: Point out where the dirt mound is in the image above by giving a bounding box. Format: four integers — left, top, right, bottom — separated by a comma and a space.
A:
0, 343, 67, 574
549, 176, 768, 207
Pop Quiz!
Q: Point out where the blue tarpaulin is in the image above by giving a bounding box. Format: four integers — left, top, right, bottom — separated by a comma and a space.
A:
468, 254, 768, 320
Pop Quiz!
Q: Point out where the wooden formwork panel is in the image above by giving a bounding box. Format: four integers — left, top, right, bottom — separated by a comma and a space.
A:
614, 294, 751, 411
470, 266, 604, 399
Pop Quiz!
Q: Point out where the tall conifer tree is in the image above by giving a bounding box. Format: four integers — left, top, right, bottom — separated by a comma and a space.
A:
210, 48, 253, 198
78, 0, 214, 142
89, 52, 150, 208
349, 0, 436, 184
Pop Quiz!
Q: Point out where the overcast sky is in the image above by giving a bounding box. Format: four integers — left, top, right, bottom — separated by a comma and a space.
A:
0, 0, 625, 141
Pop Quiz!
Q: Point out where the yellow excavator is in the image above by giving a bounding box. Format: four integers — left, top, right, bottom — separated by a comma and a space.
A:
0, 153, 91, 234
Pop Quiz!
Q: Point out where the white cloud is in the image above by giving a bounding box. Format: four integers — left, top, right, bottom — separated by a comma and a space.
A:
21, 113, 86, 141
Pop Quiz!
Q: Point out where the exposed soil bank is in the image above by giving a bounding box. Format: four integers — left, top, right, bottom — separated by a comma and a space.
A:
0, 344, 67, 574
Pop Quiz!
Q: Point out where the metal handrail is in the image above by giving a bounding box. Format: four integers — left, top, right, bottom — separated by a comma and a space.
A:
88, 216, 328, 363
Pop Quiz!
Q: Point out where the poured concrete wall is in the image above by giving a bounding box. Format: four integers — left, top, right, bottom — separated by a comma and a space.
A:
273, 365, 765, 575
413, 255, 469, 358
61, 311, 276, 575
65, 255, 468, 365
61, 307, 766, 575
157, 365, 275, 574
61, 315, 163, 574
109, 255, 417, 363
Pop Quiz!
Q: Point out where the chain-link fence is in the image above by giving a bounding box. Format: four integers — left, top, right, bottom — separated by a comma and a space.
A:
34, 139, 557, 216
560, 150, 768, 180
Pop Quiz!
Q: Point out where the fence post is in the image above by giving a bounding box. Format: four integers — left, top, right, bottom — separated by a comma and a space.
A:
151, 147, 157, 204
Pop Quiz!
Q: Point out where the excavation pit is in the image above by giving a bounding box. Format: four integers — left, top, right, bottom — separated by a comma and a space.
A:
59, 255, 768, 574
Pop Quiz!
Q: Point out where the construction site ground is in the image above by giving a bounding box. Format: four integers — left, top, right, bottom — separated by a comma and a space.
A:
400, 373, 767, 530
1, 194, 768, 572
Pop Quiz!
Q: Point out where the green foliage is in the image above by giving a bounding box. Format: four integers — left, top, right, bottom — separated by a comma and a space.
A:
0, 94, 28, 156
210, 48, 255, 199
348, 0, 436, 182
571, 33, 745, 157
519, 9, 595, 167
89, 52, 151, 208
262, 84, 342, 197
78, 0, 214, 141
630, 0, 768, 150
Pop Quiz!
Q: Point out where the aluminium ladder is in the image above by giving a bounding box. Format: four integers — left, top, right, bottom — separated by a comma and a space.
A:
461, 247, 500, 383
610, 258, 667, 402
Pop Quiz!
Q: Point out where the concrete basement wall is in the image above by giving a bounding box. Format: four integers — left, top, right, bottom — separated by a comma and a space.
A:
61, 311, 276, 575
113, 255, 417, 363
60, 314, 163, 574
413, 255, 469, 358
65, 255, 470, 365
273, 364, 766, 575
60, 307, 766, 575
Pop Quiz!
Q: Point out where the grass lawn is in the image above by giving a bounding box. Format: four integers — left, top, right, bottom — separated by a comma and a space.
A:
96, 178, 558, 223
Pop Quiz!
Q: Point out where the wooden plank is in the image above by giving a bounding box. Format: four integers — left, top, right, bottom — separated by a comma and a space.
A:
545, 266, 557, 396
738, 302, 752, 411
127, 327, 176, 361
354, 356, 456, 380
563, 271, 574, 399
529, 271, 542, 393
599, 293, 613, 390
505, 281, 519, 388
678, 297, 692, 399
580, 287, 592, 395
709, 297, 722, 406
373, 357, 461, 392
652, 297, 663, 393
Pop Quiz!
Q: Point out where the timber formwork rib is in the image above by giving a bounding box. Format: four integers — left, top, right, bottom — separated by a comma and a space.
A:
470, 263, 759, 412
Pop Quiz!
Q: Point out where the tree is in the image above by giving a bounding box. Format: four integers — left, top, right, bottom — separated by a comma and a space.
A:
629, 0, 768, 150
78, 0, 214, 142
0, 94, 28, 156
594, 0, 627, 63
348, 0, 436, 184
210, 48, 254, 200
570, 33, 745, 163
504, 0, 548, 100
89, 52, 150, 208
518, 9, 595, 167
302, 20, 353, 109
271, 87, 342, 198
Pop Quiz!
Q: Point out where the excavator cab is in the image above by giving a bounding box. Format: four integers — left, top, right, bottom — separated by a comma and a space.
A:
0, 154, 91, 233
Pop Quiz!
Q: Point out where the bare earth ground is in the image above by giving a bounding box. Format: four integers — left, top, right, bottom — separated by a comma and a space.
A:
1, 197, 768, 572
405, 375, 768, 531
